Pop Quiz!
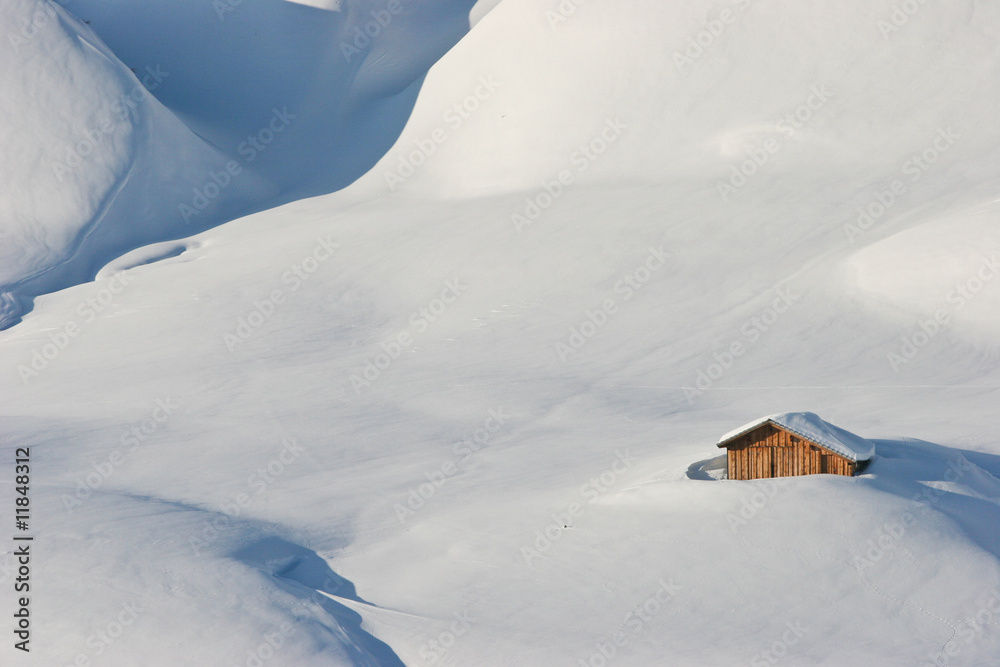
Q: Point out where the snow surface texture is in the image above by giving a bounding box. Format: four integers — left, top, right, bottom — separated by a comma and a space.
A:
0, 0, 273, 316
718, 412, 876, 462
0, 0, 481, 325
2, 0, 1000, 666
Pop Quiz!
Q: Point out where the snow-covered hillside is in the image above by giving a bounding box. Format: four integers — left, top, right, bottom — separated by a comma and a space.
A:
2, 1, 1000, 665
0, 0, 274, 322
0, 0, 482, 326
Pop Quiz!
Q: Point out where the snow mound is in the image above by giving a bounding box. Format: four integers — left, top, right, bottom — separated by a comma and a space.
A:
66, 0, 485, 197
0, 0, 270, 323
359, 0, 1000, 199
845, 200, 1000, 332
0, 0, 494, 329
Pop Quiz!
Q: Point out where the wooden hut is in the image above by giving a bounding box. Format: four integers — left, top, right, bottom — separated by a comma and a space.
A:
717, 412, 874, 480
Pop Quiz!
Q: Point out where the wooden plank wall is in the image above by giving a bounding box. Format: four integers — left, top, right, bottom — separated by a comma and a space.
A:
725, 424, 856, 480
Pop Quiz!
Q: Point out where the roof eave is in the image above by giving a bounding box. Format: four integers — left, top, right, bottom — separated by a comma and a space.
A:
715, 418, 777, 448
716, 419, 870, 462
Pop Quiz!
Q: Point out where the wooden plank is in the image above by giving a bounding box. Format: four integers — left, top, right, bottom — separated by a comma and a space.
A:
725, 424, 863, 479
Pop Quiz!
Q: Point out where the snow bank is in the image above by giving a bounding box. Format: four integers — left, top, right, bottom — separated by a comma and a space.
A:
0, 0, 270, 323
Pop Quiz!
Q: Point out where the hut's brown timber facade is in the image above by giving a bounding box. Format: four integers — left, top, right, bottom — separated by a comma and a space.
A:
723, 422, 857, 480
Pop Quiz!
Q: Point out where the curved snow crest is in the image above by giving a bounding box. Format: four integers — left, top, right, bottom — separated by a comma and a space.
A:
0, 0, 134, 287
0, 0, 498, 329
360, 0, 1000, 199
844, 199, 1000, 336
65, 0, 488, 200
0, 0, 271, 325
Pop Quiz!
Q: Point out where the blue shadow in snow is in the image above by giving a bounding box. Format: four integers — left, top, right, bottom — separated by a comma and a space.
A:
233, 537, 405, 667
690, 437, 1000, 559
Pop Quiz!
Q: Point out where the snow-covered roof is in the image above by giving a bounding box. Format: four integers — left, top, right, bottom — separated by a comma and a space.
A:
716, 412, 875, 462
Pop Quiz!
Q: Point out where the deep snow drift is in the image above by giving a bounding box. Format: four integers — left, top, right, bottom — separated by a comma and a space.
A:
0, 0, 481, 326
2, 0, 1000, 665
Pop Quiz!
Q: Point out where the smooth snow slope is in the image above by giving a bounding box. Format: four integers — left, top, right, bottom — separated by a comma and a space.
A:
2, 1, 1000, 666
